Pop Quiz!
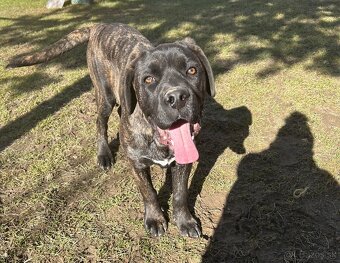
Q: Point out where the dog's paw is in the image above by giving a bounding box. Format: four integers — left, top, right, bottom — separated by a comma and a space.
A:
97, 154, 113, 170
97, 143, 113, 170
175, 214, 201, 238
144, 214, 168, 237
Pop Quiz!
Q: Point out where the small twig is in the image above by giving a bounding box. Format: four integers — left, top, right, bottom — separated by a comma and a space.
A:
293, 187, 309, 199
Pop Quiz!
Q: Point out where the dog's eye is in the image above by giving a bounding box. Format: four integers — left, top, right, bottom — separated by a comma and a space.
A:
187, 67, 197, 76
144, 76, 155, 84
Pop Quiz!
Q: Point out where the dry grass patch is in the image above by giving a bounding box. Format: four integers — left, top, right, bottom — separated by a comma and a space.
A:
1, 0, 339, 262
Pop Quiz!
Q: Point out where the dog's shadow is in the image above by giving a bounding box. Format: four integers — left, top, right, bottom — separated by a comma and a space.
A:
158, 97, 252, 220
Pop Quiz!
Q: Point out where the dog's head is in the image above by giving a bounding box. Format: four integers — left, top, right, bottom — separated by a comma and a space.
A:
122, 38, 215, 164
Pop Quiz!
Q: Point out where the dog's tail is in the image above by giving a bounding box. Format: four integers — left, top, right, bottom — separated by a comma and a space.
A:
6, 27, 91, 69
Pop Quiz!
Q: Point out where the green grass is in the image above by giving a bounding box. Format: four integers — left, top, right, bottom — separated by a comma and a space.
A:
0, 0, 339, 262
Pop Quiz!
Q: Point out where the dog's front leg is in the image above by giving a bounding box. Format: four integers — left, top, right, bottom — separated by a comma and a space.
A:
171, 163, 201, 238
132, 166, 167, 237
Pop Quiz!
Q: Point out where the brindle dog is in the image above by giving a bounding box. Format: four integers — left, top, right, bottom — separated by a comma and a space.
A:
7, 23, 215, 238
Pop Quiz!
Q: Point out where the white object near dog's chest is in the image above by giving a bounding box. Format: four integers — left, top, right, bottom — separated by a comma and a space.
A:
153, 156, 176, 167
142, 156, 176, 167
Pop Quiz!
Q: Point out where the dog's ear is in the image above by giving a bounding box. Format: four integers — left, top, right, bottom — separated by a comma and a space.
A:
121, 66, 137, 116
180, 37, 216, 97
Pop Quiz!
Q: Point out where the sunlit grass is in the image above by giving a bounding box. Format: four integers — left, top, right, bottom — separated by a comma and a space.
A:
0, 0, 339, 262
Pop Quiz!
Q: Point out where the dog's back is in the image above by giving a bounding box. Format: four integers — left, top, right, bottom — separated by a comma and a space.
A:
86, 24, 152, 105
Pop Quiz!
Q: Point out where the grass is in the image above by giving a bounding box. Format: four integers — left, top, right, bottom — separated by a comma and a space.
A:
0, 0, 339, 262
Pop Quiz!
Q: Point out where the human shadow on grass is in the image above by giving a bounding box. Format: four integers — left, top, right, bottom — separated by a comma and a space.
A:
158, 98, 252, 222
0, 2, 338, 258
202, 112, 340, 263
0, 75, 91, 153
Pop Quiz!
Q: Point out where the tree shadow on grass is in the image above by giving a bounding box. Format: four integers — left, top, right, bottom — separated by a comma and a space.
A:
1, 0, 338, 151
0, 72, 61, 97
0, 0, 339, 259
202, 112, 340, 262
0, 157, 114, 262
0, 75, 91, 153
1, 0, 339, 75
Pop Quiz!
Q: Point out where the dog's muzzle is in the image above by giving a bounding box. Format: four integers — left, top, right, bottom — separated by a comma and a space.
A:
157, 120, 201, 164
164, 88, 190, 110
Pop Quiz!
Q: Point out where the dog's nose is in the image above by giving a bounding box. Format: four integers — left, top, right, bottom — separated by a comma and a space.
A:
165, 88, 190, 110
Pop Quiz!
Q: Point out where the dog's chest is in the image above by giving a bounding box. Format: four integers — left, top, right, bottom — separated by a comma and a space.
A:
125, 113, 176, 168
140, 141, 175, 168
126, 135, 175, 168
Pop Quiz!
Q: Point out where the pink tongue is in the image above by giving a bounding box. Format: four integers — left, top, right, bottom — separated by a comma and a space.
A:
168, 121, 199, 164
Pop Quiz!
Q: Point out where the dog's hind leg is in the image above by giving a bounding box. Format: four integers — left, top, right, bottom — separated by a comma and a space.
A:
96, 96, 114, 170
88, 57, 116, 170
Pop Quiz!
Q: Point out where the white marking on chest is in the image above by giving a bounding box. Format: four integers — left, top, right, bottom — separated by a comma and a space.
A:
143, 156, 176, 167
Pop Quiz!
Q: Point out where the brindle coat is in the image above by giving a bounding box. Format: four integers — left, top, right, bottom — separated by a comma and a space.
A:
7, 23, 215, 238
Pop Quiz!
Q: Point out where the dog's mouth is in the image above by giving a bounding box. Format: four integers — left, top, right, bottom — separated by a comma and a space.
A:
157, 119, 201, 164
